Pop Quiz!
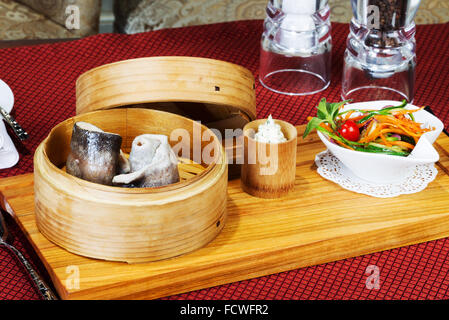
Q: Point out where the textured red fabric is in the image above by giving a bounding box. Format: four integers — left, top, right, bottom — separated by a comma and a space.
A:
0, 21, 448, 300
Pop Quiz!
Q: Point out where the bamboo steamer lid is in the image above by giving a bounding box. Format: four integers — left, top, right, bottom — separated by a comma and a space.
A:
76, 56, 257, 178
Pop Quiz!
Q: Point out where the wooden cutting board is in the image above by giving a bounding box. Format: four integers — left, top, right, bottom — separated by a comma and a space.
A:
2, 125, 449, 300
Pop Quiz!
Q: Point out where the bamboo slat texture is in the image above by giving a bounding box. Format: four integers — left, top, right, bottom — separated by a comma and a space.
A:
75, 56, 257, 179
33, 108, 228, 263
1, 125, 449, 299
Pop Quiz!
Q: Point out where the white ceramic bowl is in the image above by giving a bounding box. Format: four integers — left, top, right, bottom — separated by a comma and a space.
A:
317, 101, 444, 183
0, 79, 19, 169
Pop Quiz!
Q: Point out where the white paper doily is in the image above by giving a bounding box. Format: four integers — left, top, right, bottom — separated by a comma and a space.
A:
315, 150, 438, 198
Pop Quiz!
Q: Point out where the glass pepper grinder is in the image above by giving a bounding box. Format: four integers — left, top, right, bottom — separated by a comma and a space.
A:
342, 0, 421, 102
259, 0, 332, 96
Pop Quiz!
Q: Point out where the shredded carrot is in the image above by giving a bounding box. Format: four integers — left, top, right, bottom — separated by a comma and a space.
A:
343, 111, 355, 121
379, 128, 409, 136
373, 115, 423, 142
392, 106, 426, 115
349, 115, 370, 127
335, 139, 355, 150
320, 122, 332, 132
359, 124, 387, 143
362, 119, 376, 135
380, 134, 392, 147
375, 115, 420, 131
312, 104, 434, 155
389, 140, 416, 150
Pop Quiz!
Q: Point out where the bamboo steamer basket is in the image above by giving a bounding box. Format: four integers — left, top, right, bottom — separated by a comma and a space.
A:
76, 56, 257, 179
34, 108, 228, 263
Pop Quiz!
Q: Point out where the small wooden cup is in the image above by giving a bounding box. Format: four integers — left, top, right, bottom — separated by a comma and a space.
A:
241, 118, 297, 198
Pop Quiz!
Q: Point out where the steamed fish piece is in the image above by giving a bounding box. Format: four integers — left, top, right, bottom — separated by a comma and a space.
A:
66, 122, 126, 185
113, 134, 180, 188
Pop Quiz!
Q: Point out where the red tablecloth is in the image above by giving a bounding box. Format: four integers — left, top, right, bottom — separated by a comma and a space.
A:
1, 21, 449, 300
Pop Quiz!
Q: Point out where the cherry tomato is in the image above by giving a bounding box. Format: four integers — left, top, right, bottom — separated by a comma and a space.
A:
338, 120, 360, 142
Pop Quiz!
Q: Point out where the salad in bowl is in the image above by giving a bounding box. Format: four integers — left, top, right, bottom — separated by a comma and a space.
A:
304, 99, 444, 183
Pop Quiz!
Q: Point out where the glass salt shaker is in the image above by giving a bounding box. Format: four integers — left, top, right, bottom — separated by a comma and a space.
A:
259, 0, 332, 96
342, 0, 421, 102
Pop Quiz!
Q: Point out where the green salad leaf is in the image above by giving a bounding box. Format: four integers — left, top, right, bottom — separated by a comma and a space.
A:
303, 98, 351, 138
303, 98, 418, 157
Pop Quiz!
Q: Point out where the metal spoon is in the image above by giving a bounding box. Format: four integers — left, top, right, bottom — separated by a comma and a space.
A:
0, 210, 57, 300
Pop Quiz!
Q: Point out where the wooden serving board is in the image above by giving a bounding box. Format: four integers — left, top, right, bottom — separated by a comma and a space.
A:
2, 125, 449, 300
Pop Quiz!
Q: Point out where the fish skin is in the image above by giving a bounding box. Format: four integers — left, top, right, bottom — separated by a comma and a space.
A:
66, 122, 122, 185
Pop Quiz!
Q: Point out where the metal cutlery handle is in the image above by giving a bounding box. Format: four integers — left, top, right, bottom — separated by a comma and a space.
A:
1, 240, 57, 300
0, 107, 28, 141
